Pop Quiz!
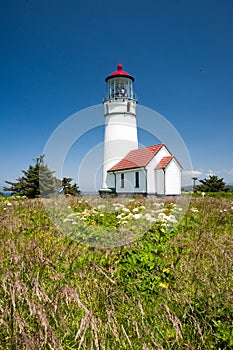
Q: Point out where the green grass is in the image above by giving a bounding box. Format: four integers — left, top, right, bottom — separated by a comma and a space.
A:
0, 194, 232, 349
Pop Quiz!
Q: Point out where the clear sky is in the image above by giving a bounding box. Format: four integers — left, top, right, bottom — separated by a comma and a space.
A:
1, 0, 233, 192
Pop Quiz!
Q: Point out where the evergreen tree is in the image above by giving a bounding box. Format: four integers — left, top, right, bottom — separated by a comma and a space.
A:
195, 175, 228, 192
4, 155, 57, 198
61, 177, 80, 196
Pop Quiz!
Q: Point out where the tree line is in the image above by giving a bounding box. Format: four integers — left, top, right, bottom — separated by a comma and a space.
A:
3, 155, 80, 198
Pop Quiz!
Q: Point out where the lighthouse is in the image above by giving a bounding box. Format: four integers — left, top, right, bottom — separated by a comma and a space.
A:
100, 64, 138, 193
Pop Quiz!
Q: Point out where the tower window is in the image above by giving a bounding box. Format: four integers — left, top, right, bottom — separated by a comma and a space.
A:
127, 102, 130, 112
135, 171, 139, 188
121, 173, 125, 188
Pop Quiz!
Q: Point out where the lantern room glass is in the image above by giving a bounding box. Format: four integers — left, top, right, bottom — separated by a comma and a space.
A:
106, 77, 135, 100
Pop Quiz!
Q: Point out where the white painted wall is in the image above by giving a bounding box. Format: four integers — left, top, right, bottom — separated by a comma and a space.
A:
113, 168, 147, 194
101, 99, 138, 190
165, 160, 181, 195
146, 146, 170, 194
155, 169, 165, 195
105, 172, 115, 190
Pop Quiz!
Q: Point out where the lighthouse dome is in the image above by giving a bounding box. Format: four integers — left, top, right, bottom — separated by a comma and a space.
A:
105, 64, 135, 82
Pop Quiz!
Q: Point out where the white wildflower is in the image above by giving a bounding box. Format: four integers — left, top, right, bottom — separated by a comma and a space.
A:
97, 204, 105, 210
113, 203, 124, 207
132, 207, 139, 212
190, 208, 199, 213
158, 212, 166, 220
122, 207, 130, 213
167, 215, 178, 224
63, 218, 73, 223
145, 213, 156, 222
100, 213, 104, 217
133, 213, 142, 220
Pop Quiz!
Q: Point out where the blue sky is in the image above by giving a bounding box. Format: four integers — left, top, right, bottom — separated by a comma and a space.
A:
1, 0, 233, 191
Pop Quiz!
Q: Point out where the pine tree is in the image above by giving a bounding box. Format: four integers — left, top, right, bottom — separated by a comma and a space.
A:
195, 175, 228, 192
61, 177, 80, 196
4, 155, 57, 198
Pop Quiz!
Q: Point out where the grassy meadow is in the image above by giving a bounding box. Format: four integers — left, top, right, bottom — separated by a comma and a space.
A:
0, 193, 232, 349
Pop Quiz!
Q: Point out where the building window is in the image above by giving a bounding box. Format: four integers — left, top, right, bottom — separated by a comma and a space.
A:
135, 171, 139, 188
127, 102, 130, 112
121, 173, 125, 188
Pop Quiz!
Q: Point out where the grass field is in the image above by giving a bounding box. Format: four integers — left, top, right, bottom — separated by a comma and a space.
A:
0, 194, 232, 349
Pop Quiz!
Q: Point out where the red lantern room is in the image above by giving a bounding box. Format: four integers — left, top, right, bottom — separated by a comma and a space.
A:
104, 64, 136, 101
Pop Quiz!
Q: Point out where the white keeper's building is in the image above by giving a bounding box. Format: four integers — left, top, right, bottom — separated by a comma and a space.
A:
99, 64, 182, 196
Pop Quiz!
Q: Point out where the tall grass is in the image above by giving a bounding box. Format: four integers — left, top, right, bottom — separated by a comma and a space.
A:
0, 195, 232, 349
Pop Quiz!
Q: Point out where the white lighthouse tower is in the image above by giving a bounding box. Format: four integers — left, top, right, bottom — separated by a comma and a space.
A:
100, 64, 138, 194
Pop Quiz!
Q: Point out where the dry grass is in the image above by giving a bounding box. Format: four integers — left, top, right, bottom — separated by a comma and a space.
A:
0, 195, 232, 349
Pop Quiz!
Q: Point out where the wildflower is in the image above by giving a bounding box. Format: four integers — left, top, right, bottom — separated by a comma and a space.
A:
132, 207, 139, 212
145, 213, 156, 222
100, 213, 104, 217
162, 268, 170, 273
63, 218, 73, 223
6, 202, 13, 206
121, 220, 128, 225
167, 215, 178, 224
122, 207, 130, 213
72, 221, 78, 225
190, 208, 199, 213
97, 204, 105, 210
133, 213, 142, 220
158, 212, 166, 220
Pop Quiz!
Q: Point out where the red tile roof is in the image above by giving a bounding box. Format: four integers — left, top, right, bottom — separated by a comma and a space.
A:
155, 156, 173, 169
108, 144, 165, 172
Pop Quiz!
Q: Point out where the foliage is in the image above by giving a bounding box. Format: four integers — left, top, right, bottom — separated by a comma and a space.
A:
60, 177, 81, 196
195, 175, 228, 192
3, 155, 57, 198
0, 194, 232, 349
